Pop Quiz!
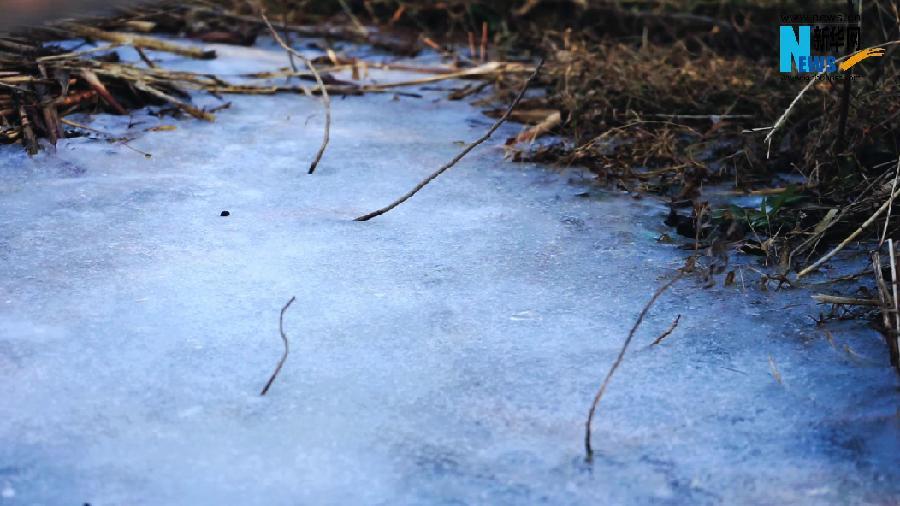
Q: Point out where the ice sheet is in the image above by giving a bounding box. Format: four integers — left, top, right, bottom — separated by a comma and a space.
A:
0, 42, 897, 505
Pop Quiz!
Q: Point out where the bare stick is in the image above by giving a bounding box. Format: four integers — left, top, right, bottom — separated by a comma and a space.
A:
260, 296, 296, 396
355, 59, 544, 222
280, 4, 298, 75
872, 252, 893, 337
797, 163, 900, 279
357, 62, 532, 91
64, 24, 216, 60
811, 294, 881, 306
763, 70, 824, 157
15, 93, 38, 155
81, 69, 128, 115
650, 314, 681, 346
261, 11, 331, 174
584, 272, 683, 461
132, 79, 214, 121
880, 159, 900, 246
890, 239, 900, 363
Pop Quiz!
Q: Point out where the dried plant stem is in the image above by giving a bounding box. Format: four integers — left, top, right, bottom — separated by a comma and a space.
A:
64, 24, 216, 60
871, 250, 899, 368
355, 59, 544, 222
890, 239, 900, 363
797, 159, 900, 279
650, 314, 681, 346
59, 118, 152, 157
880, 160, 900, 246
261, 11, 331, 174
132, 79, 214, 121
280, 5, 298, 75
15, 93, 38, 155
811, 294, 881, 306
81, 69, 128, 115
584, 272, 682, 461
357, 62, 531, 91
873, 251, 892, 322
260, 296, 296, 396
762, 69, 824, 157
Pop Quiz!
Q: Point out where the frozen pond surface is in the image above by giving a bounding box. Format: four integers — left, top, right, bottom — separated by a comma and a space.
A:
0, 42, 897, 505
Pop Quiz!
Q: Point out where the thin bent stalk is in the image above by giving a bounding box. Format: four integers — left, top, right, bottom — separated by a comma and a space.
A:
584, 272, 683, 461
260, 296, 296, 396
261, 11, 331, 174
354, 59, 544, 221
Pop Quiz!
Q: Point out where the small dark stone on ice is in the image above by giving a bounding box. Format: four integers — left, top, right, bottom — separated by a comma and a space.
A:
220, 210, 230, 217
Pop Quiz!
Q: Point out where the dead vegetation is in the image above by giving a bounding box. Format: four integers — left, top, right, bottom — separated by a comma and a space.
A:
487, 0, 900, 368
260, 296, 296, 396
584, 269, 683, 461
0, 5, 528, 154
260, 10, 331, 174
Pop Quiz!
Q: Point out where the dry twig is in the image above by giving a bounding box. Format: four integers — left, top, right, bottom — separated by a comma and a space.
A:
261, 11, 331, 174
650, 314, 681, 346
811, 294, 882, 306
358, 62, 531, 91
15, 94, 38, 155
63, 24, 216, 60
584, 271, 683, 461
260, 296, 296, 396
880, 160, 900, 246
890, 239, 900, 362
354, 59, 544, 221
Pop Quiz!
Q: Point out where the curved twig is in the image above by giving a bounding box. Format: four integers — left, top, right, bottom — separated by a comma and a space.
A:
650, 314, 681, 346
585, 272, 683, 461
354, 59, 544, 221
261, 11, 331, 174
260, 296, 296, 396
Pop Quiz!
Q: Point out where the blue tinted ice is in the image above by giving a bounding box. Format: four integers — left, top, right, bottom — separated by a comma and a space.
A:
0, 41, 897, 505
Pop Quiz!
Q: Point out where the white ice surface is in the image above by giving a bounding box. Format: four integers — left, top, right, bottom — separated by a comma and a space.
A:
0, 42, 897, 505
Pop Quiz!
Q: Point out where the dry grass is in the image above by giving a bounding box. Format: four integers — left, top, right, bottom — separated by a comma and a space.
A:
523, 39, 790, 185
